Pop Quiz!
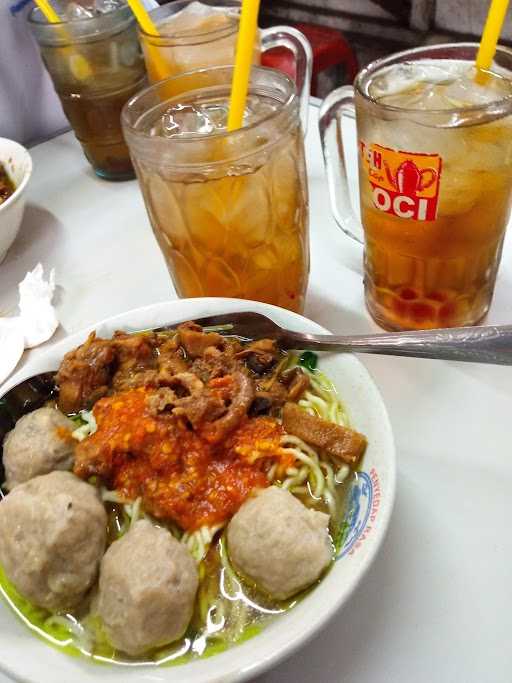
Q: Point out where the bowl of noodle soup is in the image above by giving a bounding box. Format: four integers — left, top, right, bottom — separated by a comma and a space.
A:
0, 298, 395, 683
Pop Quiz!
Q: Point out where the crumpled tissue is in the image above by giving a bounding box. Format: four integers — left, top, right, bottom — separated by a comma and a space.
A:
0, 264, 59, 386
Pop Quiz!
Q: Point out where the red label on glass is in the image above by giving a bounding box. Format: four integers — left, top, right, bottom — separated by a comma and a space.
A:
360, 142, 443, 221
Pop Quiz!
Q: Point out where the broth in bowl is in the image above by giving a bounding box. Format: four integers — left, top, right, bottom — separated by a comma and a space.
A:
0, 299, 395, 683
0, 164, 15, 205
0, 138, 32, 264
0, 320, 367, 665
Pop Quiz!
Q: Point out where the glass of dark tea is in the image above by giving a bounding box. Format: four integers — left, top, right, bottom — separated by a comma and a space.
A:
29, 2, 146, 180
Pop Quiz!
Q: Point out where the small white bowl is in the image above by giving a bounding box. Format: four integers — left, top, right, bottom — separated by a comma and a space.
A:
0, 137, 33, 264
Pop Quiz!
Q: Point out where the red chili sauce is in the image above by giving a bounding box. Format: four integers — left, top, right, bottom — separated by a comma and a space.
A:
74, 387, 292, 531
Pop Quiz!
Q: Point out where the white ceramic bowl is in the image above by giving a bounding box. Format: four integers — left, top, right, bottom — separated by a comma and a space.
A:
0, 138, 33, 264
0, 298, 396, 683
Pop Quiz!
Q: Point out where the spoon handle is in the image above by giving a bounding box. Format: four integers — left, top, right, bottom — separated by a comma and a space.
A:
282, 325, 512, 365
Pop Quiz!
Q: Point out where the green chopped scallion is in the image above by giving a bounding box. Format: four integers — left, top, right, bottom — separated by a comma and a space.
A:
298, 351, 318, 371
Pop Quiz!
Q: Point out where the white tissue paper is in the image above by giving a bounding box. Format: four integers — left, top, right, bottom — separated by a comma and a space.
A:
0, 264, 59, 386
17, 264, 59, 348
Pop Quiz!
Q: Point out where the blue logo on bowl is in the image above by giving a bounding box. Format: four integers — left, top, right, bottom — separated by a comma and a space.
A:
338, 469, 381, 559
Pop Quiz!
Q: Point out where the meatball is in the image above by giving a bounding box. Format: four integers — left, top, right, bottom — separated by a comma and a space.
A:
227, 486, 333, 600
96, 520, 198, 656
3, 407, 76, 489
0, 471, 106, 611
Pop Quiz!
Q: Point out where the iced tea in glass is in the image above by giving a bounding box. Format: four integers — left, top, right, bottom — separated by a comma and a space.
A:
29, 3, 146, 180
138, 0, 311, 99
122, 66, 309, 312
320, 44, 512, 330
139, 0, 254, 84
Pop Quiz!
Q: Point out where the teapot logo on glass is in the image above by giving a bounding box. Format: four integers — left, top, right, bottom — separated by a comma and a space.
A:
360, 142, 442, 222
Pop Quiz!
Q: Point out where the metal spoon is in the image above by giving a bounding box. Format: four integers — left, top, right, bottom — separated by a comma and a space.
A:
2, 313, 511, 422
1, 312, 510, 485
180, 311, 512, 365
3, 313, 512, 420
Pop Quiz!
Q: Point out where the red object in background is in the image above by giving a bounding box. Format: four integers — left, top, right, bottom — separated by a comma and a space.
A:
261, 22, 358, 97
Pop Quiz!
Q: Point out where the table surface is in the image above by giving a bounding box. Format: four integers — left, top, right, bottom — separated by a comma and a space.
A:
0, 103, 511, 683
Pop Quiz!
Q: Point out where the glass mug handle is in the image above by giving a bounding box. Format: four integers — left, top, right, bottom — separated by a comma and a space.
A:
261, 26, 313, 134
318, 86, 364, 244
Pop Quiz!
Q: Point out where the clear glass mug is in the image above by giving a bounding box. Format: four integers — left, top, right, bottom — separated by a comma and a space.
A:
122, 65, 310, 313
29, 5, 146, 180
139, 0, 312, 129
319, 43, 512, 331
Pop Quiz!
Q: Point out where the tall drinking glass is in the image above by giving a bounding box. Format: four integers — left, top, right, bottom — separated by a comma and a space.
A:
320, 44, 512, 330
138, 0, 312, 128
29, 5, 146, 180
122, 66, 310, 312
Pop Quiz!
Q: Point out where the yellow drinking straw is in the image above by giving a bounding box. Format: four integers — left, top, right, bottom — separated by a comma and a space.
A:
476, 0, 510, 71
33, 0, 92, 80
125, 0, 159, 35
227, 0, 261, 131
34, 0, 61, 23
124, 0, 171, 83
